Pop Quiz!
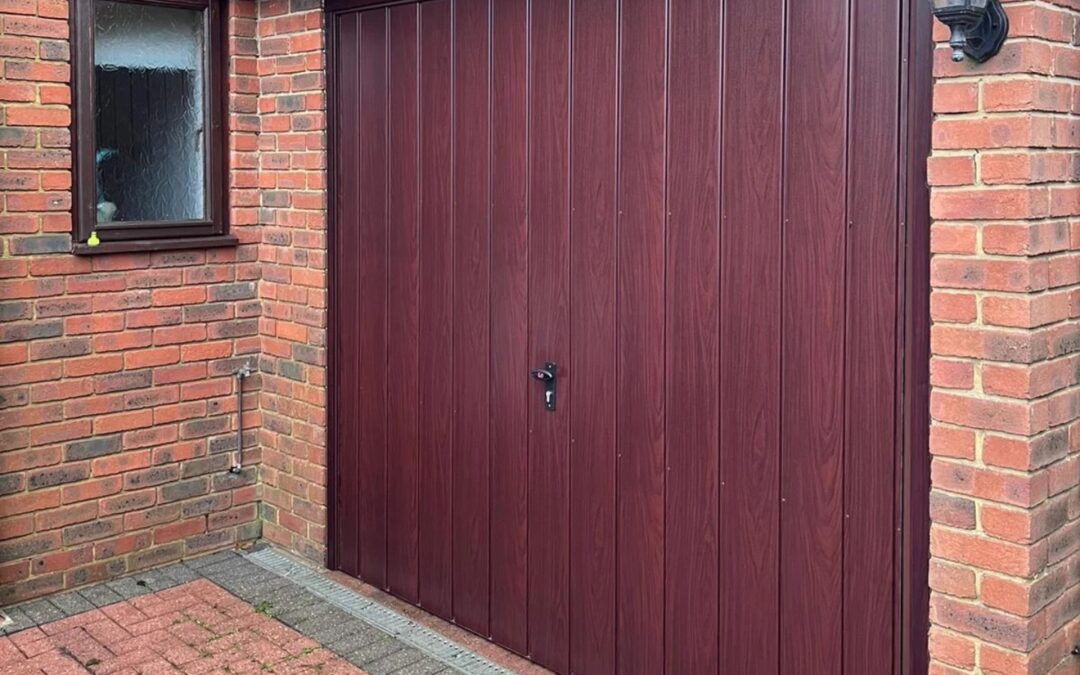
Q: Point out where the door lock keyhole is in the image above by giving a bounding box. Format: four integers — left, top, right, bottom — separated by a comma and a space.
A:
531, 362, 557, 412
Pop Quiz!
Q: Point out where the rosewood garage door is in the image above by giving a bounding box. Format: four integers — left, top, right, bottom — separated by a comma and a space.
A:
329, 1, 930, 673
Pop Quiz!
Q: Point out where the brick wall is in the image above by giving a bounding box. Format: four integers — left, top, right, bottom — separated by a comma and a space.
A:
2, 0, 1078, 669
0, 0, 263, 604
927, 2, 1080, 673
0, 0, 328, 604
251, 0, 329, 565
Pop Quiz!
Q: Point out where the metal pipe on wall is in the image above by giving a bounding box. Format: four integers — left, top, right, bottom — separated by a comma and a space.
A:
230, 362, 253, 474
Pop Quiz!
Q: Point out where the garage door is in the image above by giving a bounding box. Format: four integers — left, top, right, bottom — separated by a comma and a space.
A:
328, 1, 930, 673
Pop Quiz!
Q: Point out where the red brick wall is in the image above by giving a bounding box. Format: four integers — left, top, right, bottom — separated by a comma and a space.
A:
3, 1, 1078, 671
0, 0, 263, 604
0, 0, 329, 603
927, 2, 1080, 673
251, 0, 329, 565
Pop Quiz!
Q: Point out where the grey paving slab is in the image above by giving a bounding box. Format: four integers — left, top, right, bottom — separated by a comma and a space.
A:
104, 576, 155, 599
301, 621, 359, 647
215, 563, 274, 584
324, 622, 388, 655
257, 589, 322, 621
46, 591, 95, 616
0, 607, 35, 635
347, 635, 405, 666
293, 608, 361, 644
18, 599, 65, 624
77, 584, 123, 608
159, 562, 201, 585
183, 550, 240, 569
204, 563, 288, 600
195, 560, 249, 582
391, 658, 449, 675
365, 646, 427, 674
133, 567, 180, 592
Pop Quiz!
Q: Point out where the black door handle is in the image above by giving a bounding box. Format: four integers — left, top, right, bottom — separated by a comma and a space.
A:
531, 362, 557, 411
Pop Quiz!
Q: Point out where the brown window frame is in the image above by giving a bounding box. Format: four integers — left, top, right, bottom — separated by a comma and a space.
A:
70, 0, 234, 255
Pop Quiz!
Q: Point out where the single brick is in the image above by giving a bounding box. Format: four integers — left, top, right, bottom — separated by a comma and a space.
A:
35, 298, 93, 318
183, 529, 234, 555
160, 477, 211, 504
0, 532, 62, 564
0, 473, 25, 496
129, 542, 185, 571
0, 319, 63, 342
184, 303, 234, 322
180, 454, 231, 479
94, 370, 153, 394
124, 504, 180, 532
29, 337, 91, 360
0, 301, 32, 321
179, 416, 231, 440
61, 476, 123, 505
100, 489, 157, 515
123, 465, 181, 490
213, 467, 257, 491
27, 463, 90, 490
208, 282, 258, 302
64, 435, 122, 461
181, 493, 231, 518
35, 501, 98, 531
62, 518, 123, 546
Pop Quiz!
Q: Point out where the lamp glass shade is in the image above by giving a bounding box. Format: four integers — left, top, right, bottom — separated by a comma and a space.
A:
930, 0, 989, 9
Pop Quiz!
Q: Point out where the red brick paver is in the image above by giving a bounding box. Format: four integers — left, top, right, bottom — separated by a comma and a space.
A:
0, 580, 364, 675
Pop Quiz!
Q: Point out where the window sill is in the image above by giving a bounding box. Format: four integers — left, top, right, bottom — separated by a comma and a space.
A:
72, 234, 239, 256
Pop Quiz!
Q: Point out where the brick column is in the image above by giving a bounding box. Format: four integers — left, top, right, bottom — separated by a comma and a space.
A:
252, 0, 329, 564
926, 2, 1079, 673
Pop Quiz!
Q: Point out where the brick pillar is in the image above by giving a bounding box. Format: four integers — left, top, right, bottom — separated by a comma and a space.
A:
252, 0, 329, 564
926, 2, 1079, 673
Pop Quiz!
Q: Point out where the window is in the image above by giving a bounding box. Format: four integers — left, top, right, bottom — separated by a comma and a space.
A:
71, 0, 232, 254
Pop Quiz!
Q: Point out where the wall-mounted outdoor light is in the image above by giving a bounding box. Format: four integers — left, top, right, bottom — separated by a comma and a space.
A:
929, 0, 1009, 63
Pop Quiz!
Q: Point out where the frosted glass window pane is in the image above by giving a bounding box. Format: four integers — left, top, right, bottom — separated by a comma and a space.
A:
94, 1, 206, 224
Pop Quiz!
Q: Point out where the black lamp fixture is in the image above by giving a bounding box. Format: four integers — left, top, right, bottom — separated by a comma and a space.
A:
928, 0, 1009, 63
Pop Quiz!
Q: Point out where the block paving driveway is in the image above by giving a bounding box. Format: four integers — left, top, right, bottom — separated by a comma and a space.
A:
1, 578, 359, 674
0, 547, 507, 674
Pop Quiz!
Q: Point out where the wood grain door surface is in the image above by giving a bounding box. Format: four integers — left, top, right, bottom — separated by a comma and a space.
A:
330, 1, 925, 673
